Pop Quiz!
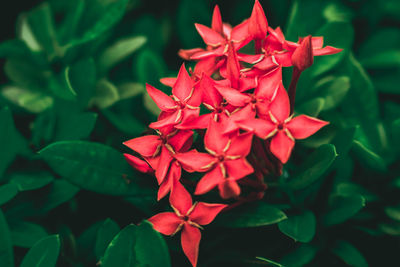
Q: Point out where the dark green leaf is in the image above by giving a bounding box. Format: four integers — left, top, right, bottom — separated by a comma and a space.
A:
314, 76, 350, 110
280, 244, 318, 267
0, 184, 18, 205
384, 206, 400, 221
351, 140, 386, 172
20, 235, 61, 267
335, 183, 378, 202
10, 172, 54, 191
66, 58, 96, 109
42, 180, 80, 212
39, 141, 153, 196
136, 220, 171, 267
11, 221, 48, 248
95, 218, 120, 260
255, 257, 283, 267
0, 107, 27, 177
4, 59, 46, 89
90, 79, 119, 109
215, 202, 287, 228
297, 97, 325, 117
136, 49, 167, 89
101, 225, 137, 267
0, 210, 14, 267
102, 106, 146, 136
322, 194, 365, 226
54, 110, 97, 141
285, 144, 337, 190
98, 36, 146, 73
0, 39, 31, 59
331, 240, 368, 267
278, 210, 316, 242
70, 0, 130, 47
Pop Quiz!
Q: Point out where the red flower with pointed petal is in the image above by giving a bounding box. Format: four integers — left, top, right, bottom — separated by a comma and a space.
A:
248, 0, 268, 53
123, 154, 153, 174
175, 121, 254, 198
148, 181, 227, 267
261, 83, 328, 163
146, 64, 201, 129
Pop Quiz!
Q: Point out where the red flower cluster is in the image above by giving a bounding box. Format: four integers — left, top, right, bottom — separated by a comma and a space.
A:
124, 1, 341, 266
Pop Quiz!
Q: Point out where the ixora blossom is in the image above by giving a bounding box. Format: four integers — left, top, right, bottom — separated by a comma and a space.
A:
123, 1, 341, 266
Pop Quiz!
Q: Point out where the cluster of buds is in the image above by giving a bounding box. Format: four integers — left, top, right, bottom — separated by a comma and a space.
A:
123, 1, 341, 266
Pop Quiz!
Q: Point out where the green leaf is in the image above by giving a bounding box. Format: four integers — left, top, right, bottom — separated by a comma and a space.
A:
0, 184, 18, 205
10, 172, 54, 191
314, 76, 351, 110
322, 194, 365, 226
136, 220, 171, 267
361, 50, 400, 69
4, 59, 46, 89
0, 107, 28, 177
285, 144, 337, 190
17, 14, 42, 52
0, 39, 31, 59
384, 206, 400, 221
53, 109, 97, 141
0, 210, 14, 267
39, 141, 153, 196
1, 86, 53, 113
280, 244, 318, 267
358, 28, 400, 62
98, 36, 146, 73
278, 210, 316, 243
297, 97, 325, 117
57, 0, 85, 44
351, 140, 386, 172
101, 225, 137, 267
20, 235, 61, 267
335, 183, 378, 202
136, 49, 167, 89
215, 202, 287, 228
331, 240, 368, 267
102, 105, 146, 136
10, 221, 48, 248
116, 82, 145, 100
70, 0, 130, 47
90, 79, 119, 109
379, 222, 400, 236
309, 22, 354, 77
42, 180, 80, 212
331, 126, 357, 156
48, 71, 77, 101
95, 218, 120, 260
26, 3, 59, 57
255, 257, 284, 267
66, 58, 96, 109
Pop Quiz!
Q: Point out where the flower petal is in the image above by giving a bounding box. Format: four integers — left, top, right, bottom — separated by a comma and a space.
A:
270, 130, 295, 164
176, 114, 211, 130
190, 202, 227, 225
255, 66, 282, 100
226, 42, 241, 89
235, 118, 276, 139
123, 135, 160, 157
195, 23, 225, 46
179, 48, 205, 60
158, 161, 181, 200
215, 86, 250, 107
181, 224, 201, 267
227, 132, 253, 157
224, 158, 254, 179
211, 5, 223, 34
291, 35, 313, 71
146, 83, 176, 111
204, 120, 230, 154
269, 83, 290, 122
248, 0, 268, 40
174, 150, 216, 172
218, 178, 241, 199
123, 154, 153, 173
286, 115, 329, 139
173, 64, 193, 101
168, 130, 193, 152
149, 109, 180, 129
155, 146, 173, 184
195, 166, 224, 195
148, 212, 182, 235
160, 77, 177, 87
170, 180, 193, 216
313, 46, 343, 56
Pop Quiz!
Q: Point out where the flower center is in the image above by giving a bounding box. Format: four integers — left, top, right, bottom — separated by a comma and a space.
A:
217, 155, 225, 162
277, 123, 285, 130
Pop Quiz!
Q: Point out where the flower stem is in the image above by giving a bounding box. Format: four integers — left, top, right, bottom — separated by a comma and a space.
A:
288, 67, 301, 114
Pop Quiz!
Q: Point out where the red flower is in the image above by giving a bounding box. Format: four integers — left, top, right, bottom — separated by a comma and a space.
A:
175, 121, 254, 199
148, 181, 227, 267
146, 64, 201, 129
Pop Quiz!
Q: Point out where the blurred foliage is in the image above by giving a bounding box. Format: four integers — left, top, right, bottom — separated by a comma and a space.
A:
0, 0, 399, 266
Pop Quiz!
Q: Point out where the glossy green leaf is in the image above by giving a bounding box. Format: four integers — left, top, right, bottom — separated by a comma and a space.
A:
384, 206, 400, 221
278, 210, 316, 243
0, 210, 14, 267
351, 140, 386, 172
215, 202, 287, 228
11, 221, 48, 248
0, 107, 27, 177
1, 86, 53, 113
57, 0, 85, 43
95, 218, 120, 260
116, 82, 145, 100
136, 220, 171, 267
136, 49, 167, 89
255, 257, 283, 267
102, 106, 146, 136
53, 110, 97, 141
90, 79, 119, 109
335, 183, 378, 202
280, 244, 318, 267
285, 144, 337, 190
39, 141, 152, 196
101, 225, 137, 267
98, 36, 146, 73
66, 58, 96, 109
20, 235, 61, 267
132, 15, 166, 52
42, 180, 80, 212
0, 39, 31, 59
297, 97, 325, 117
314, 76, 350, 110
4, 59, 46, 89
358, 28, 400, 61
0, 184, 18, 205
332, 240, 368, 267
323, 194, 366, 226
16, 14, 42, 52
10, 172, 54, 191
361, 50, 400, 69
379, 222, 400, 236
70, 0, 129, 47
